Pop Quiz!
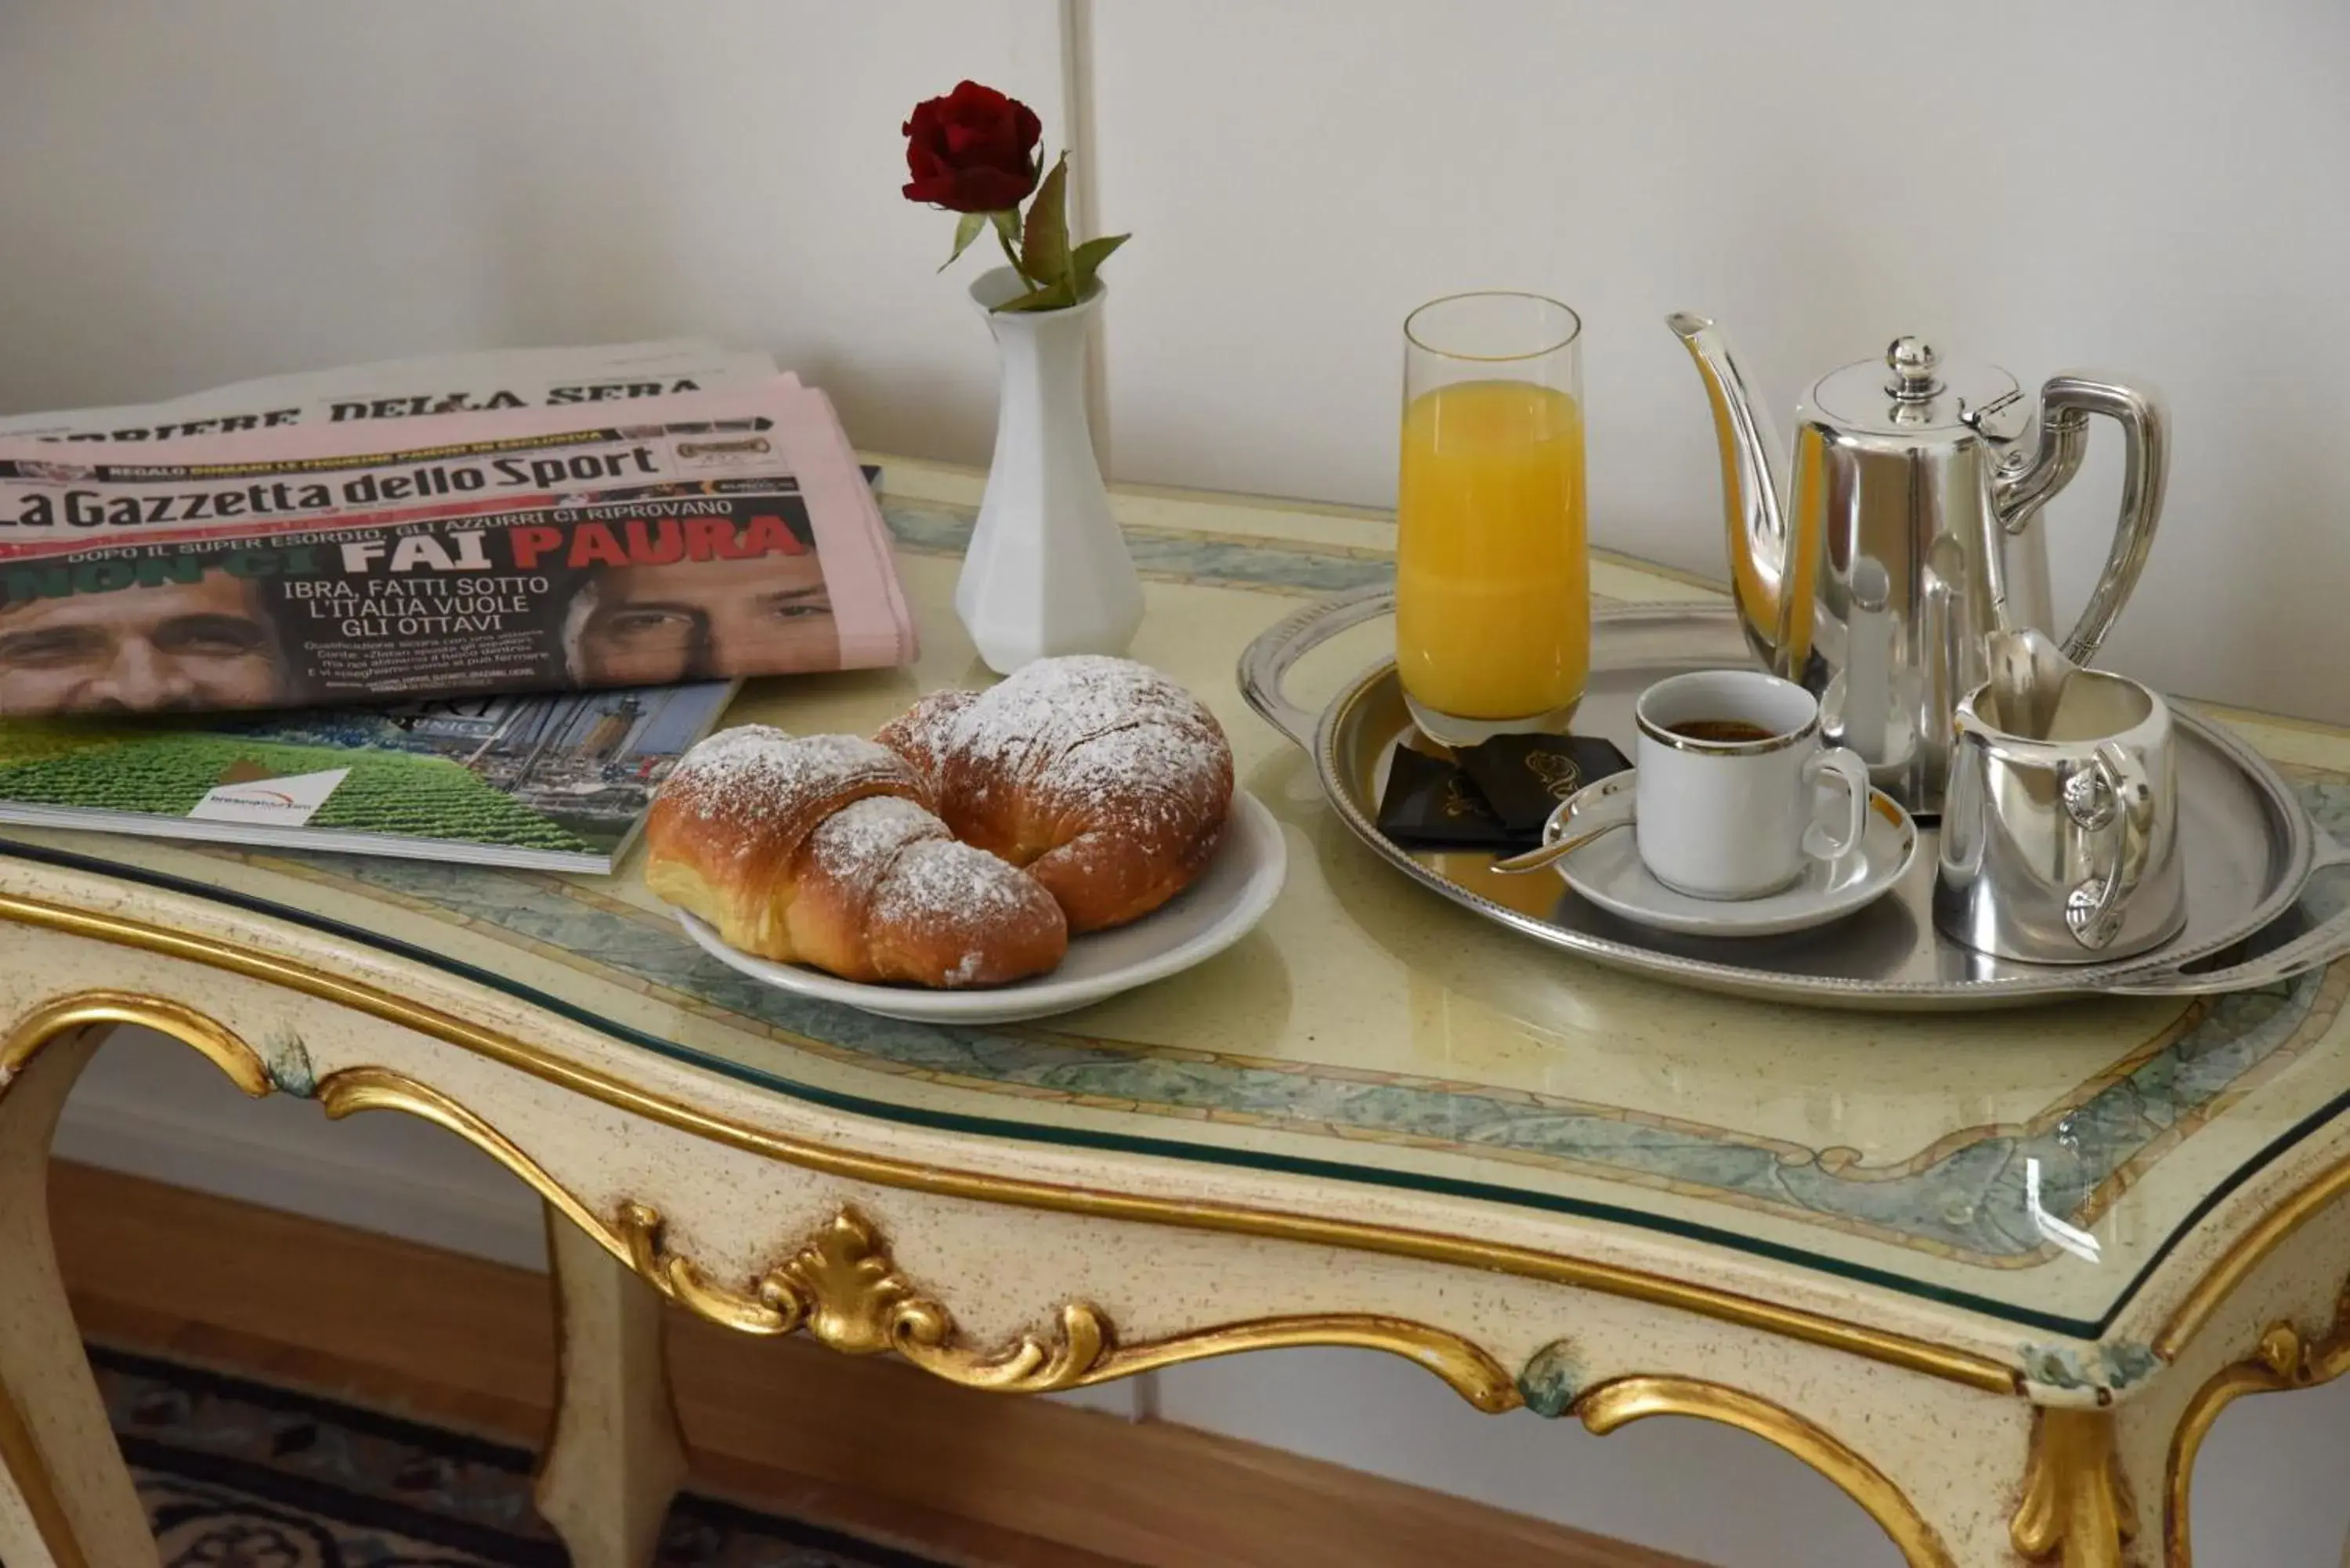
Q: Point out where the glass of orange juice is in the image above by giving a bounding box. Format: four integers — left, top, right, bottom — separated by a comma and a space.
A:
1396, 291, 1588, 745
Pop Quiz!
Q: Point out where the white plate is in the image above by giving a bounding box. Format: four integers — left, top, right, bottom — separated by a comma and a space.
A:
678, 790, 1289, 1024
1550, 771, 1918, 938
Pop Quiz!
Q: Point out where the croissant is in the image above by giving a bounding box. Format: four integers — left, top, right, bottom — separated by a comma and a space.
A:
644, 727, 1067, 988
877, 656, 1235, 932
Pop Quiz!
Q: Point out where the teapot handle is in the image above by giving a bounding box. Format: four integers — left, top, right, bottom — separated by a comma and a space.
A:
1997, 374, 2171, 666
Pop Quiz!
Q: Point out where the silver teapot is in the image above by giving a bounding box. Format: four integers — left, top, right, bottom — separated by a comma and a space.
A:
1667, 314, 2170, 815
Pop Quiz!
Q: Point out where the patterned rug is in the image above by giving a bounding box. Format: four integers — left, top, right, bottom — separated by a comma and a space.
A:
86, 1345, 947, 1567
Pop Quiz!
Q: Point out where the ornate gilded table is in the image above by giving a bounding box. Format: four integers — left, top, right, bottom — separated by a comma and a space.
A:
2, 462, 2347, 1568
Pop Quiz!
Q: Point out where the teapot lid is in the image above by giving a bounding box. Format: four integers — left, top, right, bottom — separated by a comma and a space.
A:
1810, 337, 2023, 438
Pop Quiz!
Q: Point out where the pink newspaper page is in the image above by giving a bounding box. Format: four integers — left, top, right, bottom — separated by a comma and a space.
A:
0, 378, 917, 717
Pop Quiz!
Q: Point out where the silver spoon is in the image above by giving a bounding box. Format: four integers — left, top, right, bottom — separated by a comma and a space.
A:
1489, 818, 1630, 875
1983, 623, 2074, 739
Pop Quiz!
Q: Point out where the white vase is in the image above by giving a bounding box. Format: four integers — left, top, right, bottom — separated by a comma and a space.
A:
956, 266, 1143, 674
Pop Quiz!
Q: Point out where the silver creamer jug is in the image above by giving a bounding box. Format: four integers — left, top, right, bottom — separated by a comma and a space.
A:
1936, 628, 2186, 963
1667, 315, 2169, 815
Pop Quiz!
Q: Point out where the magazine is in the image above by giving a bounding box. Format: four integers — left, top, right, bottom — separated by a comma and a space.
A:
0, 340, 778, 442
0, 681, 734, 873
0, 376, 917, 717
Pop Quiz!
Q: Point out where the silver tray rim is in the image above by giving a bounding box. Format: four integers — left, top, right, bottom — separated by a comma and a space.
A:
1239, 585, 2350, 1010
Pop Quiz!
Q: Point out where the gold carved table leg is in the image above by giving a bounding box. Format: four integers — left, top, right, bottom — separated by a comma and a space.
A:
2012, 1407, 2150, 1568
535, 1201, 689, 1568
0, 1024, 156, 1568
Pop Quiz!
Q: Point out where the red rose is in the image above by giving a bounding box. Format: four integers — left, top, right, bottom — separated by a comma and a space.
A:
902, 81, 1042, 213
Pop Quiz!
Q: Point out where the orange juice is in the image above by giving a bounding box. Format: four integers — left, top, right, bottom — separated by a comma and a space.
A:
1395, 378, 1588, 723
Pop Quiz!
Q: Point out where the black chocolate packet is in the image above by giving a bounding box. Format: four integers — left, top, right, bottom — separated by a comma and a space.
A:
1375, 747, 1517, 851
1453, 733, 1632, 836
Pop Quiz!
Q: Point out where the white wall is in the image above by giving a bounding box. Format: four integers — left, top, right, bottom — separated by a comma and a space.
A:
0, 0, 1059, 469
5, 1, 2341, 720
1085, 0, 2350, 723
8, 4, 2350, 1564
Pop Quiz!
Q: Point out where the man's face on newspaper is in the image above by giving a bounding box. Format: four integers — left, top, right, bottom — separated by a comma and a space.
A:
0, 574, 288, 714
573, 552, 835, 685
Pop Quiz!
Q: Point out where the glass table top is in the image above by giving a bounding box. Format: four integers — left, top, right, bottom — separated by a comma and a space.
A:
6, 465, 2346, 1339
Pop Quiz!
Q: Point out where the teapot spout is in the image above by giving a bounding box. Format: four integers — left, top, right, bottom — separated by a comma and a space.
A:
1667, 313, 1795, 674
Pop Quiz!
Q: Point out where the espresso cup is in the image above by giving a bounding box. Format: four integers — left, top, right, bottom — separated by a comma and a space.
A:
1632, 670, 1870, 899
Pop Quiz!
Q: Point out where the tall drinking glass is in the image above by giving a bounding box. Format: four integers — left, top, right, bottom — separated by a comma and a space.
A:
1396, 291, 1588, 745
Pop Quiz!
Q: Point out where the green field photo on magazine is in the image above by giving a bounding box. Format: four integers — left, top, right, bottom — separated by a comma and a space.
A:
0, 728, 591, 852
0, 684, 735, 872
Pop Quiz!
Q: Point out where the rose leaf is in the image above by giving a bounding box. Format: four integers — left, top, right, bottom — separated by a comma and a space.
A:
939, 210, 986, 272
1019, 154, 1072, 289
992, 277, 1081, 313
1070, 233, 1129, 297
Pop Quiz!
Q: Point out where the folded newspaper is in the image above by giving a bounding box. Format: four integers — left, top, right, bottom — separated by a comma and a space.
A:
0, 339, 779, 443
0, 368, 914, 717
0, 341, 912, 869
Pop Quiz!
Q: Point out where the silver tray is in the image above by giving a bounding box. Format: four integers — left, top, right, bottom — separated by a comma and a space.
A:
1239, 585, 2350, 1010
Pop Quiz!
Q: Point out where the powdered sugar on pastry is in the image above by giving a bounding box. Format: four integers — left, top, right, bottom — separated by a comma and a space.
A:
868, 655, 1236, 934
663, 728, 911, 822
870, 836, 1067, 987
875, 837, 1050, 927
1035, 721, 1226, 829
873, 688, 976, 795
949, 656, 1217, 764
803, 796, 947, 890
642, 722, 1067, 987
647, 663, 1229, 981
946, 655, 1228, 819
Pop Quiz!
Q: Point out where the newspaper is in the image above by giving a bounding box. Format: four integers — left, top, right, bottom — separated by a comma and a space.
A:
0, 374, 916, 717
0, 339, 776, 442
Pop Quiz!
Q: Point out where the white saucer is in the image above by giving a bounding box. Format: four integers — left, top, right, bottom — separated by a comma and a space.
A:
677, 791, 1288, 1024
1547, 771, 1918, 938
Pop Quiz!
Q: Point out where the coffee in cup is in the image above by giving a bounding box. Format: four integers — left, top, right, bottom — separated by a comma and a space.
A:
1661, 718, 1777, 745
1632, 670, 1869, 900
